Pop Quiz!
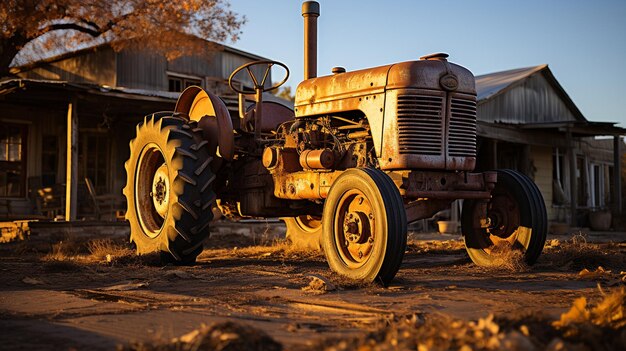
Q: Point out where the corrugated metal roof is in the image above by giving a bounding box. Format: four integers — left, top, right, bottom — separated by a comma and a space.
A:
475, 64, 589, 124
475, 65, 547, 102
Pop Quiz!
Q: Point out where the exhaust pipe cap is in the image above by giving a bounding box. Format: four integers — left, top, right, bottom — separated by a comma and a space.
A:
302, 1, 320, 16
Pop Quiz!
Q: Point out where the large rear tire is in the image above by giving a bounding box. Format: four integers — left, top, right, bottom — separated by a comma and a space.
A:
282, 215, 322, 251
322, 168, 407, 285
462, 169, 547, 266
123, 112, 216, 264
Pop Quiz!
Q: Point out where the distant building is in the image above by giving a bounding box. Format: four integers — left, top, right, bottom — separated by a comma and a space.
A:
474, 65, 624, 227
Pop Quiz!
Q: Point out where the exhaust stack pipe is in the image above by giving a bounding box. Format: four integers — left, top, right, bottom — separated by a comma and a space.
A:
302, 1, 319, 80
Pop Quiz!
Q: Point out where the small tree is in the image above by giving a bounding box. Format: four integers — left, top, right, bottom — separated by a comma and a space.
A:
0, 0, 245, 77
275, 86, 294, 102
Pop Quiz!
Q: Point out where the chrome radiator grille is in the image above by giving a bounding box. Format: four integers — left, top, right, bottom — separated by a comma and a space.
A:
448, 98, 477, 157
397, 95, 443, 155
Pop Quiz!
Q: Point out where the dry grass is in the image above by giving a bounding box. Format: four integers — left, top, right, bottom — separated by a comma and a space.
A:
43, 239, 83, 261
477, 244, 530, 273
39, 237, 161, 267
406, 239, 466, 254
86, 239, 135, 263
540, 234, 626, 272
198, 241, 324, 262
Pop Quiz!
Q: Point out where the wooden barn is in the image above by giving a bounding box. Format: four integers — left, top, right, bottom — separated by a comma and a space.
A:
11, 38, 271, 95
0, 40, 275, 221
474, 65, 624, 228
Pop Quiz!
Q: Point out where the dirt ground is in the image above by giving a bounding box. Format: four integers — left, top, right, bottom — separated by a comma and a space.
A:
0, 223, 625, 351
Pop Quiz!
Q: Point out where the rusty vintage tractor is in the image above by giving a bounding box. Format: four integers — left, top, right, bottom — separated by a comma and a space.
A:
123, 2, 547, 284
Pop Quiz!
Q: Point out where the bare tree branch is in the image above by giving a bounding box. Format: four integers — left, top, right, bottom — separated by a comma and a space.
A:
39, 22, 102, 37
78, 18, 101, 31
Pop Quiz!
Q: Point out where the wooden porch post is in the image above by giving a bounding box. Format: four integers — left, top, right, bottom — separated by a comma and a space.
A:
566, 129, 577, 226
614, 135, 622, 214
65, 98, 78, 221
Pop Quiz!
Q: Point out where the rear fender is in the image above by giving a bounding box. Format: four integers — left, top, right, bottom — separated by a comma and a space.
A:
175, 86, 234, 162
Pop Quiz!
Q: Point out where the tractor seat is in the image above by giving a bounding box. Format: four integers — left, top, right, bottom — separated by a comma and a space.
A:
244, 101, 295, 133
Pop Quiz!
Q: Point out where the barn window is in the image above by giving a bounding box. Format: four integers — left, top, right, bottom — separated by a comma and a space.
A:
0, 124, 27, 197
167, 74, 202, 92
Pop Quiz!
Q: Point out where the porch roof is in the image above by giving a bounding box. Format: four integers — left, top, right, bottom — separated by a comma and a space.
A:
0, 78, 179, 103
517, 121, 626, 137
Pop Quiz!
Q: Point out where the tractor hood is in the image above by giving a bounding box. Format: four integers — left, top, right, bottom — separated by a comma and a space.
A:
294, 59, 475, 117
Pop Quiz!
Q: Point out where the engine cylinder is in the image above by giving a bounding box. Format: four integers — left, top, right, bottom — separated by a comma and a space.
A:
299, 149, 334, 169
262, 147, 280, 169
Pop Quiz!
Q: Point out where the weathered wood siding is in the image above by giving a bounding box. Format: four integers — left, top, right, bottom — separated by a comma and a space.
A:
530, 145, 555, 220
17, 48, 116, 86
17, 45, 267, 92
116, 50, 167, 90
116, 49, 263, 90
167, 52, 221, 77
478, 72, 578, 124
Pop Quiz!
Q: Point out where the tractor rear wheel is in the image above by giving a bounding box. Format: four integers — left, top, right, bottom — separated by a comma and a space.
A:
123, 112, 216, 264
322, 168, 407, 285
462, 169, 547, 267
282, 215, 322, 251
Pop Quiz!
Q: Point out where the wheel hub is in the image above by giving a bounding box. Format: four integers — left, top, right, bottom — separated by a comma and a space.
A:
488, 196, 519, 239
336, 193, 375, 266
151, 164, 169, 218
343, 212, 370, 244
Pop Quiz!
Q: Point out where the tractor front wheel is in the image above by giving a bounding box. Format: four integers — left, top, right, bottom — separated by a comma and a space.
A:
123, 113, 216, 264
322, 168, 407, 285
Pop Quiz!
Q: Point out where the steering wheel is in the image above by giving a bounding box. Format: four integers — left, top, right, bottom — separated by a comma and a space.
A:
228, 60, 290, 94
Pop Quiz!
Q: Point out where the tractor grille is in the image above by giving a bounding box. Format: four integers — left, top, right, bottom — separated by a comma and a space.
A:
448, 97, 477, 157
397, 94, 443, 155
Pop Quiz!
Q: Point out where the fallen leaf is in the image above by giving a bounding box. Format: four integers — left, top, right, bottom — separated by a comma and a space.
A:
548, 239, 561, 247
553, 297, 590, 328
590, 286, 626, 328
578, 266, 611, 280
177, 328, 201, 343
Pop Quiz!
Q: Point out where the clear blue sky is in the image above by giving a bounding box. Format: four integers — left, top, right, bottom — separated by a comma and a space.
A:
227, 0, 626, 128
